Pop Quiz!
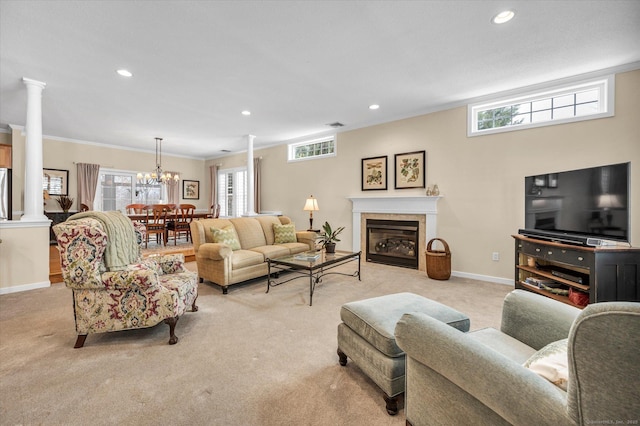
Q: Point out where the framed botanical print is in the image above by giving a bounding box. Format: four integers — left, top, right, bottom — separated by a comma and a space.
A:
182, 180, 200, 200
43, 168, 69, 196
394, 151, 426, 189
361, 156, 388, 191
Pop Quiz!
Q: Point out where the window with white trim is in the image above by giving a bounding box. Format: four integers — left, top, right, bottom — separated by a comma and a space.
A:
94, 169, 164, 212
468, 75, 614, 136
288, 136, 336, 161
217, 167, 247, 217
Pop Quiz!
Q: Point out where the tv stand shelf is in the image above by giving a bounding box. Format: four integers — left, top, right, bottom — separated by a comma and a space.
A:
513, 234, 640, 307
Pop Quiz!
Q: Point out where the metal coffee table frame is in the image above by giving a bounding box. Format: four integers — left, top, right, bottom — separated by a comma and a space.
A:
266, 250, 361, 306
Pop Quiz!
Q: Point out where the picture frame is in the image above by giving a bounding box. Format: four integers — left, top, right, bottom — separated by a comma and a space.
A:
361, 156, 388, 191
394, 151, 426, 189
43, 168, 69, 196
534, 175, 547, 187
182, 180, 200, 200
547, 173, 558, 188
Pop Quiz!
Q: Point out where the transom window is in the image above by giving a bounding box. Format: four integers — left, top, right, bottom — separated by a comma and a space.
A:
288, 136, 336, 162
468, 75, 614, 136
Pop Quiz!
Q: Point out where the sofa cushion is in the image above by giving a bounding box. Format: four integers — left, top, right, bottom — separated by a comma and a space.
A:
468, 328, 537, 364
250, 245, 290, 260
211, 226, 241, 250
255, 216, 282, 245
523, 338, 569, 390
231, 249, 265, 269
281, 242, 310, 254
199, 219, 233, 244
273, 223, 297, 244
230, 218, 267, 249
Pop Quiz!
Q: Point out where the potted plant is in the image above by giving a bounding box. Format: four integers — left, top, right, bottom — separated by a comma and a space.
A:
56, 195, 74, 212
317, 221, 345, 254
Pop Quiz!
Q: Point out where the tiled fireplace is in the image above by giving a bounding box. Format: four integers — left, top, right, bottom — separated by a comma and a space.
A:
366, 218, 420, 269
348, 196, 441, 272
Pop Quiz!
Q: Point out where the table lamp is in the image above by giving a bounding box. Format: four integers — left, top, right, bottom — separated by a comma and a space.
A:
303, 195, 319, 231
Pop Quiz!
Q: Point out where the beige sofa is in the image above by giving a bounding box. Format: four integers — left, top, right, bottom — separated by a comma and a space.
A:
190, 215, 316, 293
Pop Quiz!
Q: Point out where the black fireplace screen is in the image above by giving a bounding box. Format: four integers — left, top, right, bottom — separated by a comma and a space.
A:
366, 219, 419, 269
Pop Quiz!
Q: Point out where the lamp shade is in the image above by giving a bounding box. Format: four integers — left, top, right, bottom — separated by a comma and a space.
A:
597, 194, 623, 209
303, 196, 319, 211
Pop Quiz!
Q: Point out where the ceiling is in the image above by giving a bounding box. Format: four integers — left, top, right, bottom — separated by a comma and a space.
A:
1, 1, 639, 159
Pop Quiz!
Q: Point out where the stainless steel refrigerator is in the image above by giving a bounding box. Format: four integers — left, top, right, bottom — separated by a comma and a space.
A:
0, 168, 11, 220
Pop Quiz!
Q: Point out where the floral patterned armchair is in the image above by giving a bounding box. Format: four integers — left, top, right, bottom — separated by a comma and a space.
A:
53, 212, 198, 348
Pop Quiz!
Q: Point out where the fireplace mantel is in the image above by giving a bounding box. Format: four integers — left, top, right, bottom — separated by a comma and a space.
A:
347, 195, 442, 253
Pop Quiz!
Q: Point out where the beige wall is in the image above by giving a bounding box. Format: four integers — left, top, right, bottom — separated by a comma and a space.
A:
0, 132, 10, 145
8, 131, 209, 214
3, 69, 638, 292
0, 224, 50, 293
213, 69, 640, 282
2, 132, 208, 293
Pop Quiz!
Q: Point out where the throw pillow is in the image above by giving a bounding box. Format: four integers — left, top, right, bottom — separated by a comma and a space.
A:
211, 226, 241, 250
523, 338, 569, 390
273, 223, 297, 244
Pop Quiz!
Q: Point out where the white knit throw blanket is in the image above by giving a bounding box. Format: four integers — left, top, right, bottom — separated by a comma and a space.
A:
69, 210, 139, 271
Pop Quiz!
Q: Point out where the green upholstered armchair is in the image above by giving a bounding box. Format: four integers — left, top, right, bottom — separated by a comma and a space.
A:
395, 290, 640, 425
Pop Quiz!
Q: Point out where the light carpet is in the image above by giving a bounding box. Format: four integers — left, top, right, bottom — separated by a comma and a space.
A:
0, 261, 512, 425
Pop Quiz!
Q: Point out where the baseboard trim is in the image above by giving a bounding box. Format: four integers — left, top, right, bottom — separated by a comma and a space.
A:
451, 271, 513, 286
0, 281, 51, 295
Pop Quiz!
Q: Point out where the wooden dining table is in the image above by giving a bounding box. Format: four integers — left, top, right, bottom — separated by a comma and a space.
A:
127, 211, 212, 222
128, 211, 213, 246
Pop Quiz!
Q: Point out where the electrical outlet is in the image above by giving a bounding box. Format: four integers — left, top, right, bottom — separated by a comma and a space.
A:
492, 252, 500, 261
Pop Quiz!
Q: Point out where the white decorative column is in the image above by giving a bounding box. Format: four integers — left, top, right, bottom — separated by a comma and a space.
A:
245, 134, 256, 216
21, 78, 48, 221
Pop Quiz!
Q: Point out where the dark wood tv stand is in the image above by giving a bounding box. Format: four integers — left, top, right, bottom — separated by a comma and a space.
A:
513, 234, 640, 308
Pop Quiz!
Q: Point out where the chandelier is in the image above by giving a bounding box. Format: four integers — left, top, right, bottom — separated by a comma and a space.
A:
137, 137, 179, 186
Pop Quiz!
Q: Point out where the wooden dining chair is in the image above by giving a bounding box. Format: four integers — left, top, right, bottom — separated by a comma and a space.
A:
143, 204, 172, 247
209, 203, 221, 218
167, 203, 195, 245
125, 203, 146, 214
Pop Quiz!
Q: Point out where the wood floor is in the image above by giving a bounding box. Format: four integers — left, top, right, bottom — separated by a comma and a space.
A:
49, 243, 195, 284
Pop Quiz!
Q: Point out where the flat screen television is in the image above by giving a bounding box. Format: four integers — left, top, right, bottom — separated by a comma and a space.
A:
521, 162, 630, 246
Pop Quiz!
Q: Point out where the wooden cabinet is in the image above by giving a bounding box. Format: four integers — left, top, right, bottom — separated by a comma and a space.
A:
513, 234, 640, 308
46, 211, 77, 244
0, 144, 11, 168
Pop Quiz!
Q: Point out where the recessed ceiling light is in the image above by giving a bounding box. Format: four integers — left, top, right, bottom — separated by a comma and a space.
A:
369, 104, 380, 110
241, 110, 251, 116
116, 69, 133, 77
492, 10, 515, 24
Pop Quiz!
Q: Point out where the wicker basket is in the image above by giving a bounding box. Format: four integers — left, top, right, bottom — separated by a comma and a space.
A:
425, 238, 451, 280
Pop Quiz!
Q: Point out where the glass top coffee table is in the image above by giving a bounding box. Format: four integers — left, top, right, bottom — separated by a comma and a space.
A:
266, 250, 361, 306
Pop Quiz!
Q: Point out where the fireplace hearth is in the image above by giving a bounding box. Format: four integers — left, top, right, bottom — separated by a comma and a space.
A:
366, 219, 419, 269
